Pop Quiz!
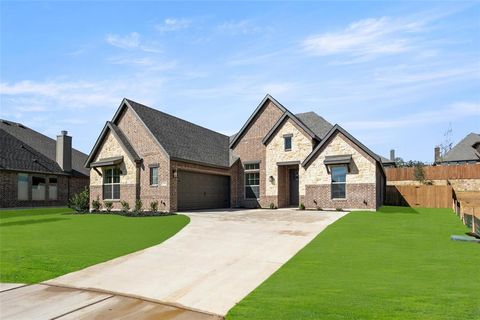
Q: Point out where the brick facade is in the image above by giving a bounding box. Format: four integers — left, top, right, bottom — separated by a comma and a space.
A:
87, 97, 384, 212
231, 101, 284, 208
0, 170, 89, 208
305, 183, 376, 210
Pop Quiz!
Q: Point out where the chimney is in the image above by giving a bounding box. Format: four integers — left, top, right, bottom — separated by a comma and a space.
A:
56, 130, 72, 172
434, 146, 441, 163
390, 149, 395, 161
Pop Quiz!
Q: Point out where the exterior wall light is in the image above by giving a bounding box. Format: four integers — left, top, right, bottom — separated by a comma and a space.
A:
269, 175, 275, 183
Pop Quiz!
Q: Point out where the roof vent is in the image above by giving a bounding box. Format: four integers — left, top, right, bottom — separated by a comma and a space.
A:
17, 124, 26, 128
1, 120, 11, 125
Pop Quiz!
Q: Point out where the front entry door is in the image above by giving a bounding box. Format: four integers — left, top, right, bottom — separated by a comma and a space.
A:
289, 168, 299, 206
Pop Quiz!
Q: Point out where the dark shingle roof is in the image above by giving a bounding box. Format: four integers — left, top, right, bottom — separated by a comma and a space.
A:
125, 99, 231, 168
295, 112, 333, 139
0, 128, 66, 174
441, 132, 480, 163
0, 120, 88, 176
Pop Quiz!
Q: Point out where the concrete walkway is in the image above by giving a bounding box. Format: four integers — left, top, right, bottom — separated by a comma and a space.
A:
45, 209, 346, 316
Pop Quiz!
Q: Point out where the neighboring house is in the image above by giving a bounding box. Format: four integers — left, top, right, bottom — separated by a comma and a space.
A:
0, 120, 89, 208
435, 133, 480, 165
86, 95, 386, 211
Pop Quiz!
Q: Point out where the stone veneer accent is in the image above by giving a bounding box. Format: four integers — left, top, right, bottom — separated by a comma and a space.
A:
304, 132, 376, 185
90, 131, 137, 186
265, 119, 314, 197
305, 183, 376, 210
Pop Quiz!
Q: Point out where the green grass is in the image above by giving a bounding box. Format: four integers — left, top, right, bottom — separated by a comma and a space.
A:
227, 207, 480, 320
0, 207, 189, 283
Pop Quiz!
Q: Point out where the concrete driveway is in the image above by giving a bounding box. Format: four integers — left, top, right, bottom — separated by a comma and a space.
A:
46, 209, 347, 316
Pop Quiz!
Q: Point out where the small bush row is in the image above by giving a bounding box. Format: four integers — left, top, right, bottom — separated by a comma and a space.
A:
69, 189, 170, 216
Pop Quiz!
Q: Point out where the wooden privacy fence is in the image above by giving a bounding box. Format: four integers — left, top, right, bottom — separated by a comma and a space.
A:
453, 191, 480, 235
385, 185, 453, 208
385, 163, 480, 181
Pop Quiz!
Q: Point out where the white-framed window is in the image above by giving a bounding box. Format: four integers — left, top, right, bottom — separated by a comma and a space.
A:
103, 167, 121, 200
245, 162, 260, 199
150, 166, 158, 186
48, 176, 58, 200
331, 165, 347, 199
284, 135, 292, 151
32, 175, 46, 200
17, 173, 28, 200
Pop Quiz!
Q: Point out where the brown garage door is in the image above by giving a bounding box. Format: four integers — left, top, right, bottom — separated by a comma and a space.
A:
177, 171, 230, 211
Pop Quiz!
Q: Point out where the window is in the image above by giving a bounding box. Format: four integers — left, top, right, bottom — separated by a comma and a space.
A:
48, 177, 58, 200
32, 176, 46, 200
245, 163, 259, 170
331, 166, 347, 199
103, 167, 121, 200
284, 135, 292, 151
18, 173, 28, 200
245, 162, 260, 199
150, 167, 158, 186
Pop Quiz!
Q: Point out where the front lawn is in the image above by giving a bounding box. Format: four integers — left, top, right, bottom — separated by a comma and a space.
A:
227, 207, 479, 320
0, 207, 189, 283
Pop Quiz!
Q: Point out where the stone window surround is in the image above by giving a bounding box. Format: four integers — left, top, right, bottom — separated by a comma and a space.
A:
283, 133, 293, 151
103, 166, 121, 201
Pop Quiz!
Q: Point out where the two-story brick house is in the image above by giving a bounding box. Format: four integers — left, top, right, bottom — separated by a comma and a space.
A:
85, 95, 386, 211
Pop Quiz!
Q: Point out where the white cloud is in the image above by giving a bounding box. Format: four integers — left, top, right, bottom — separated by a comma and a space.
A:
156, 18, 190, 32
106, 32, 141, 49
217, 20, 269, 35
301, 16, 425, 60
105, 32, 162, 53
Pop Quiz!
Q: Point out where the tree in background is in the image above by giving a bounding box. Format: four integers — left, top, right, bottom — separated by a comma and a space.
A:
438, 123, 454, 160
413, 162, 426, 184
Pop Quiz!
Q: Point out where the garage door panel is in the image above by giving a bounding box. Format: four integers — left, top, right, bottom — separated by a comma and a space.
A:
178, 171, 230, 211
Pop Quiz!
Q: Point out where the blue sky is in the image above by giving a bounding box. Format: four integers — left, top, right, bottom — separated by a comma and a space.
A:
1, 1, 479, 162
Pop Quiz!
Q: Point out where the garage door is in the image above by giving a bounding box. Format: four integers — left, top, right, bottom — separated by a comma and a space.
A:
177, 171, 230, 211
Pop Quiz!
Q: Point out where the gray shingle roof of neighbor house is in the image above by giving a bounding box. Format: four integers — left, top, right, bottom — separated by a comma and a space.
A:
124, 99, 232, 168
440, 132, 480, 163
0, 128, 67, 174
0, 119, 89, 176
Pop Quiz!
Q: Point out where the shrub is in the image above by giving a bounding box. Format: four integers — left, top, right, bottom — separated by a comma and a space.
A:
120, 200, 130, 213
91, 196, 101, 211
299, 203, 305, 210
68, 187, 89, 213
316, 207, 323, 211
269, 202, 276, 209
335, 207, 344, 211
413, 163, 426, 184
134, 199, 143, 214
104, 201, 113, 212
150, 200, 159, 213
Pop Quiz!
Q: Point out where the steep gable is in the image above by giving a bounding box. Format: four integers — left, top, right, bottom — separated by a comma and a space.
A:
229, 94, 286, 150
